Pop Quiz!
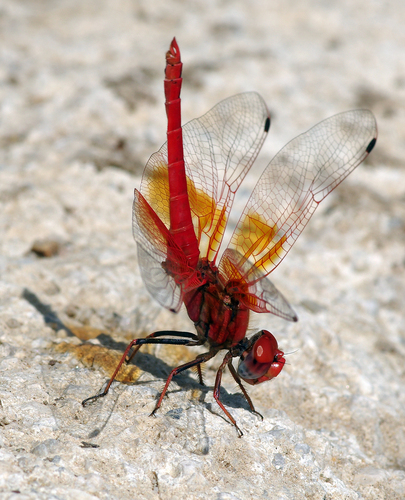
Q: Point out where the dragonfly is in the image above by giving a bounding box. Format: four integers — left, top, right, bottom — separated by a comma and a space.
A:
83, 38, 377, 436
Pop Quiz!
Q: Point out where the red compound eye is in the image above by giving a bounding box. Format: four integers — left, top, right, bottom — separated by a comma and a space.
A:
253, 330, 280, 363
253, 335, 275, 363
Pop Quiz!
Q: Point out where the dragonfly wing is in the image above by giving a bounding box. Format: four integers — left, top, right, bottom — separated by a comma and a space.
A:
182, 92, 270, 259
254, 274, 298, 321
139, 92, 270, 261
132, 189, 186, 312
137, 149, 171, 229
136, 244, 182, 312
220, 248, 297, 321
222, 109, 377, 279
182, 91, 270, 200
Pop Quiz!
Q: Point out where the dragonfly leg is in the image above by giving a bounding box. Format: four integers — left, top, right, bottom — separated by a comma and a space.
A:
150, 350, 216, 416
227, 361, 263, 421
196, 363, 204, 386
213, 353, 243, 437
82, 334, 201, 407
126, 330, 200, 364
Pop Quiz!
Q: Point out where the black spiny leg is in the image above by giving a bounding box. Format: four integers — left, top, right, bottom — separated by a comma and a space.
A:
82, 331, 201, 407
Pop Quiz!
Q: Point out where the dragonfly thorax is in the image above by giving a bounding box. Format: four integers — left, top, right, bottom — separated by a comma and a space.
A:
183, 263, 250, 348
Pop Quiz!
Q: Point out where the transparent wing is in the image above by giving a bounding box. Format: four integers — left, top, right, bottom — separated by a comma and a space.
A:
139, 92, 270, 261
220, 248, 298, 321
221, 109, 377, 281
132, 190, 193, 312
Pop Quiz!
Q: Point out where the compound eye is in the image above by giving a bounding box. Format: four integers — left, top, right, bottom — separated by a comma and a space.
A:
237, 330, 286, 385
253, 334, 276, 364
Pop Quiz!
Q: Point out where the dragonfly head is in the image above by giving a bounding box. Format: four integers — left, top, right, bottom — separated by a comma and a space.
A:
237, 330, 285, 385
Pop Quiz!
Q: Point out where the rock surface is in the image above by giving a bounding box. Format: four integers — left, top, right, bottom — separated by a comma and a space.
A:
0, 1, 404, 499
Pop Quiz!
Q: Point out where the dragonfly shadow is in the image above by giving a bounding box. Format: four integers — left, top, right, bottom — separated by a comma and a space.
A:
42, 360, 128, 444
21, 287, 205, 402
20, 287, 196, 391
198, 381, 256, 415
22, 288, 74, 336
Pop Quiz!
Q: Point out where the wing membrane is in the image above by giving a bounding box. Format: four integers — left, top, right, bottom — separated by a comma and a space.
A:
132, 190, 199, 312
139, 92, 270, 261
222, 109, 377, 280
220, 248, 298, 321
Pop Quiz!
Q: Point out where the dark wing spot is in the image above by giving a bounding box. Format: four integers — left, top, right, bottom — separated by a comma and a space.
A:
366, 137, 377, 153
264, 117, 271, 133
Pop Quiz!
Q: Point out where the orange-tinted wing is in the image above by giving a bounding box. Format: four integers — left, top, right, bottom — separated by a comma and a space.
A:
220, 109, 377, 283
220, 248, 298, 321
132, 190, 201, 312
139, 92, 270, 262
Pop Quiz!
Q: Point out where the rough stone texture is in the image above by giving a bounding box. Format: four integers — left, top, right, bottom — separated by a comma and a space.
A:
1, 1, 404, 499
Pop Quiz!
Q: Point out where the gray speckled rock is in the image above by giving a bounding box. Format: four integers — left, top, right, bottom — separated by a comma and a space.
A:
1, 1, 404, 499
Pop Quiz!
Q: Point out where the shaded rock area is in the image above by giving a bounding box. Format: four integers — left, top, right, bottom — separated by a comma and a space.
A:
1, 1, 404, 498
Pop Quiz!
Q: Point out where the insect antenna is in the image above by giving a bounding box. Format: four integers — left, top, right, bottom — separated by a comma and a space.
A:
279, 348, 299, 367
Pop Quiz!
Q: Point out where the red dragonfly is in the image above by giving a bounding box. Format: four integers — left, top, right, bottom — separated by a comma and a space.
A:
83, 38, 377, 436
